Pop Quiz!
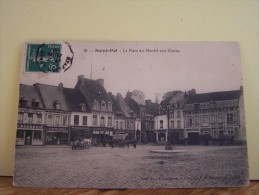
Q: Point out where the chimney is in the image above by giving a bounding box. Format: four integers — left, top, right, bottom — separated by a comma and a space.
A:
188, 89, 196, 96
58, 82, 63, 91
117, 93, 123, 98
96, 79, 104, 87
33, 83, 40, 90
78, 75, 84, 83
145, 99, 152, 105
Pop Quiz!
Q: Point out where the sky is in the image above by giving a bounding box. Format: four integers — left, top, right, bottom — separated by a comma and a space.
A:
21, 41, 243, 102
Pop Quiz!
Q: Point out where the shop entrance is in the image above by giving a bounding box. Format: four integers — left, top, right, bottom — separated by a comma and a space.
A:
188, 132, 200, 145
25, 130, 32, 145
45, 132, 68, 145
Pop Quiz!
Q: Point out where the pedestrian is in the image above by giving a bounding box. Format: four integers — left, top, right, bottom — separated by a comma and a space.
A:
133, 141, 136, 149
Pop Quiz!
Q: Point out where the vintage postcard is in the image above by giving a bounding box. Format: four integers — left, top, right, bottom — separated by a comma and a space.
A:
13, 41, 248, 188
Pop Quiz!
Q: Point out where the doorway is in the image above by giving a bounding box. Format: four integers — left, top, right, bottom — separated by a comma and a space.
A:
188, 132, 200, 145
25, 130, 32, 145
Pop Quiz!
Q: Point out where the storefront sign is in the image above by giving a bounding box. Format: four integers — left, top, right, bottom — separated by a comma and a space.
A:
18, 124, 43, 129
71, 126, 90, 131
48, 127, 69, 131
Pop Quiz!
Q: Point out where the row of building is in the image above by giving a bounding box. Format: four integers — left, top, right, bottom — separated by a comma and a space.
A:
16, 75, 246, 146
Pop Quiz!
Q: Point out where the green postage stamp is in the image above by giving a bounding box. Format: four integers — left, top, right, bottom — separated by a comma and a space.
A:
25, 42, 74, 73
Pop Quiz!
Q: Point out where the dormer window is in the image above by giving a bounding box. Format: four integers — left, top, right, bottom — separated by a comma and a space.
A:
93, 100, 98, 110
19, 97, 28, 107
98, 91, 102, 97
194, 103, 200, 110
31, 99, 40, 108
107, 102, 112, 112
53, 100, 61, 110
129, 111, 134, 118
101, 101, 106, 111
80, 103, 86, 112
210, 101, 216, 108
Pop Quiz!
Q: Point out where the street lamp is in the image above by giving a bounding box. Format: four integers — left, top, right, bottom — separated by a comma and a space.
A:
165, 103, 173, 150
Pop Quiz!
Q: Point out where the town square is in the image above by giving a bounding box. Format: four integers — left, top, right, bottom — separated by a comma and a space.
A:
14, 144, 248, 188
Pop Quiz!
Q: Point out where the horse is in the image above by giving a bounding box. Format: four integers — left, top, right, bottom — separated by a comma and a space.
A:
83, 138, 92, 149
72, 140, 85, 150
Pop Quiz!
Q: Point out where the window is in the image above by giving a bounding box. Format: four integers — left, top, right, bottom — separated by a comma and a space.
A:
227, 127, 234, 134
170, 121, 174, 129
170, 111, 174, 118
83, 116, 87, 126
177, 120, 181, 128
93, 115, 98, 125
55, 115, 61, 125
37, 114, 42, 124
93, 101, 98, 110
81, 104, 86, 112
211, 128, 217, 138
47, 114, 53, 125
33, 131, 42, 141
227, 113, 234, 123
53, 101, 61, 110
194, 103, 200, 110
210, 101, 216, 108
160, 120, 163, 129
19, 98, 27, 107
211, 114, 215, 124
18, 112, 23, 122
202, 115, 209, 124
137, 123, 139, 130
218, 114, 223, 123
100, 116, 105, 127
31, 100, 40, 108
74, 115, 79, 125
28, 113, 33, 123
108, 102, 112, 112
16, 130, 25, 141
188, 117, 192, 126
101, 101, 106, 111
177, 111, 181, 118
63, 115, 69, 126
108, 116, 112, 126
120, 121, 123, 129
116, 121, 119, 129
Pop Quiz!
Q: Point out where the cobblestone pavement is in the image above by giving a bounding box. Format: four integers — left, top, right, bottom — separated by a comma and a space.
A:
13, 145, 249, 189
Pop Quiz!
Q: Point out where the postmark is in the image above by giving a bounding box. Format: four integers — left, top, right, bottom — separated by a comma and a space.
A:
25, 42, 74, 73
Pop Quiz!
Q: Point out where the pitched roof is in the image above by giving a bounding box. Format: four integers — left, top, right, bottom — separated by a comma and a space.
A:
63, 88, 91, 112
19, 84, 44, 109
75, 77, 112, 109
108, 93, 125, 117
124, 95, 141, 117
160, 91, 181, 107
186, 90, 240, 104
145, 101, 159, 116
184, 90, 241, 111
35, 83, 70, 111
83, 78, 111, 102
117, 94, 135, 118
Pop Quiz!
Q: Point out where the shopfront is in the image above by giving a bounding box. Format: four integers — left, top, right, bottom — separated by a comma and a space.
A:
91, 127, 113, 142
16, 124, 44, 146
70, 126, 91, 141
45, 126, 69, 145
